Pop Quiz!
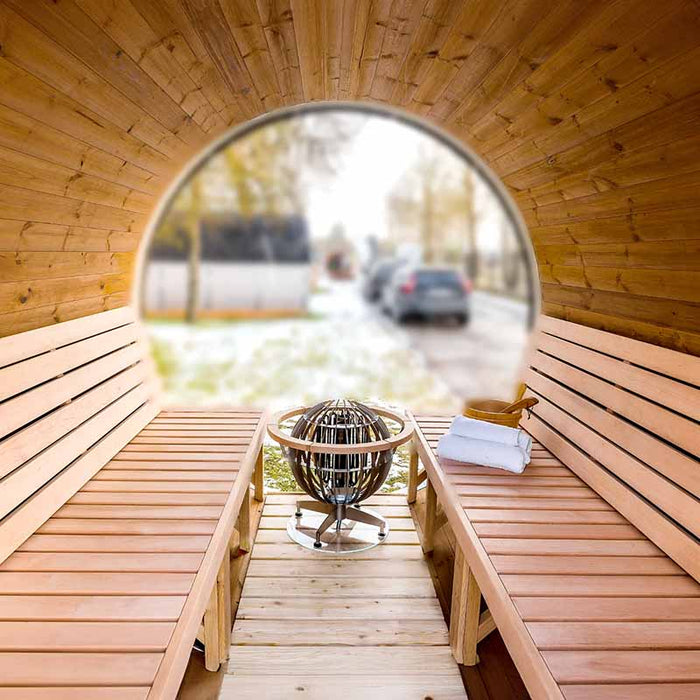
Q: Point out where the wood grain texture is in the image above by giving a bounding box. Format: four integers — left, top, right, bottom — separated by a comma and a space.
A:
413, 403, 700, 700
227, 493, 466, 697
0, 1, 697, 353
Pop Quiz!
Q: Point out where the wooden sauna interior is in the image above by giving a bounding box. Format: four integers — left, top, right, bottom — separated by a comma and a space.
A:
0, 1, 698, 699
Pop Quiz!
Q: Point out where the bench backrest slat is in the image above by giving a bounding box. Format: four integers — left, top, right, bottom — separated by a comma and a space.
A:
0, 308, 159, 565
523, 316, 700, 582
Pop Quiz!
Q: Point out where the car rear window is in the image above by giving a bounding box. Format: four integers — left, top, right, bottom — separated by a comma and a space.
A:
416, 270, 461, 288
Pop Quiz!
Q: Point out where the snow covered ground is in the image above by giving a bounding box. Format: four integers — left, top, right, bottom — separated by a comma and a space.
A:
146, 280, 530, 491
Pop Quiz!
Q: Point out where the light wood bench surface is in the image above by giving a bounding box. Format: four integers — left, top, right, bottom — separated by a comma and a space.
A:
0, 308, 266, 699
411, 316, 700, 700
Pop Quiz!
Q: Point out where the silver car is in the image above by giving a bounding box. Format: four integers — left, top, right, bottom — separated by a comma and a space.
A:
381, 266, 471, 325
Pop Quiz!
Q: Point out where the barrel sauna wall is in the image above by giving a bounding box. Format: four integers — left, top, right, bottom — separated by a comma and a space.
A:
0, 0, 698, 354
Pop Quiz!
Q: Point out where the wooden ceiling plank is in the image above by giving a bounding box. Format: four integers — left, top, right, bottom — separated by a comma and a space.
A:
5, 0, 211, 149
419, 0, 549, 119
539, 266, 700, 304
513, 133, 700, 207
0, 104, 162, 196
369, 0, 430, 103
0, 220, 139, 254
217, 0, 285, 111
130, 0, 247, 123
323, 0, 343, 101
255, 0, 304, 105
386, 0, 462, 107
541, 285, 700, 336
0, 59, 173, 177
0, 273, 130, 316
523, 171, 700, 226
0, 251, 133, 283
529, 206, 700, 246
448, 0, 608, 133
0, 144, 153, 214
494, 44, 700, 178
0, 186, 146, 233
0, 294, 130, 338
469, 0, 676, 152
74, 0, 226, 134
0, 3, 197, 159
354, 0, 393, 99
178, 0, 266, 118
290, 0, 325, 101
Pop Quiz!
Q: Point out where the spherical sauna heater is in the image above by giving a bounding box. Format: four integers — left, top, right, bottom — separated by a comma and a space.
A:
268, 400, 413, 552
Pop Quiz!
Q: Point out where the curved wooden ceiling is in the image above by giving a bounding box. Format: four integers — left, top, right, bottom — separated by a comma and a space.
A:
0, 0, 698, 353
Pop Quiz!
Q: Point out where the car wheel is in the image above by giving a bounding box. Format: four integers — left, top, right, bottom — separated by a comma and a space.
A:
456, 313, 470, 326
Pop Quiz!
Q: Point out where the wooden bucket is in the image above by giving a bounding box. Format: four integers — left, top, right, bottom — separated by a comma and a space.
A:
463, 384, 538, 428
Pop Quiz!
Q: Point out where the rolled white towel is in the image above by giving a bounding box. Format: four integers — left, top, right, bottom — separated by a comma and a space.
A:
437, 433, 530, 474
450, 415, 532, 453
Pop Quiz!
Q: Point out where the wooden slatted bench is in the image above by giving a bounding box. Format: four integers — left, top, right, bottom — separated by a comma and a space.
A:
0, 308, 266, 699
410, 316, 700, 699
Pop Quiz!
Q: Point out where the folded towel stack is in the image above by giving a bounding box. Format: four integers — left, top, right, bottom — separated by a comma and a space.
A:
437, 415, 531, 473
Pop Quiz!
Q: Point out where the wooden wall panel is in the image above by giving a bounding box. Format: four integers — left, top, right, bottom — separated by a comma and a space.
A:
0, 0, 698, 355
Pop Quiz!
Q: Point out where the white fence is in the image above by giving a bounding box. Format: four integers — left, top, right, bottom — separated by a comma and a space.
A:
145, 261, 311, 313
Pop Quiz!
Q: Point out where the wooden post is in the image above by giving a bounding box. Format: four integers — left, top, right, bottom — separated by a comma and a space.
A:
423, 478, 437, 554
253, 446, 264, 502
449, 545, 482, 666
217, 554, 231, 662
237, 486, 251, 553
407, 441, 419, 504
203, 581, 220, 671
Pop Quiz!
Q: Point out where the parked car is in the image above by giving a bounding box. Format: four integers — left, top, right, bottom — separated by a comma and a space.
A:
362, 258, 404, 302
381, 266, 472, 325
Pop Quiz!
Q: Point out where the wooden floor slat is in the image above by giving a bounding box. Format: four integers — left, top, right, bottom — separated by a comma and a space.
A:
220, 676, 467, 700
227, 493, 466, 698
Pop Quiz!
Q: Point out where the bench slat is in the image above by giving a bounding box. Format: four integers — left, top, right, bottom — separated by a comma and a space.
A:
526, 367, 700, 496
0, 652, 161, 686
539, 315, 700, 386
0, 621, 175, 651
543, 649, 700, 684
0, 552, 204, 573
523, 413, 700, 580
537, 333, 700, 420
529, 350, 698, 455
0, 688, 149, 699
39, 518, 217, 535
0, 343, 145, 440
0, 363, 148, 479
0, 324, 139, 402
0, 307, 133, 368
0, 383, 154, 520
0, 399, 158, 566
525, 392, 700, 538
529, 621, 700, 650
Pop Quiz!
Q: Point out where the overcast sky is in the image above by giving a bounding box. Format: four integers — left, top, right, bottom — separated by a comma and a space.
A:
304, 113, 509, 254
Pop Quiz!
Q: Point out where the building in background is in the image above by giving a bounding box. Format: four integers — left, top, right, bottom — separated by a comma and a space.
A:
144, 215, 311, 318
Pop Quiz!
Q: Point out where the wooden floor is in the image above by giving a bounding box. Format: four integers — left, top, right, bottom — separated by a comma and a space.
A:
219, 493, 466, 699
